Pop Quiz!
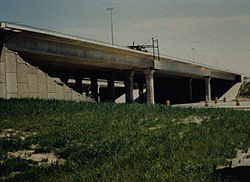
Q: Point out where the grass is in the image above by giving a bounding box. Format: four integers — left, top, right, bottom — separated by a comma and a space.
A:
0, 99, 250, 181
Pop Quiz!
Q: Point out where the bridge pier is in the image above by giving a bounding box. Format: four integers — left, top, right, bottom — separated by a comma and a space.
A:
90, 76, 98, 102
125, 71, 134, 103
204, 76, 211, 101
144, 69, 155, 104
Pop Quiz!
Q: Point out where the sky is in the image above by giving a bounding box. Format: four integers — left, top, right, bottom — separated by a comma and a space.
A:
0, 0, 250, 76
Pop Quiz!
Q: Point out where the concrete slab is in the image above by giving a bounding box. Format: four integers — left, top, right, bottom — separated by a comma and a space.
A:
28, 74, 38, 93
7, 93, 17, 99
72, 91, 80, 101
6, 73, 17, 94
38, 70, 47, 99
5, 52, 16, 73
37, 70, 46, 84
48, 93, 56, 99
47, 77, 56, 93
17, 55, 26, 64
38, 83, 47, 99
17, 63, 28, 83
0, 63, 6, 83
18, 83, 28, 98
63, 84, 71, 93
63, 92, 72, 101
0, 47, 5, 63
28, 92, 38, 98
55, 84, 64, 100
79, 95, 89, 101
27, 65, 37, 74
0, 83, 6, 98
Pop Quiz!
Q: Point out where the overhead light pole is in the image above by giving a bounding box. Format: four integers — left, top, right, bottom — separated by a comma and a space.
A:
107, 7, 114, 45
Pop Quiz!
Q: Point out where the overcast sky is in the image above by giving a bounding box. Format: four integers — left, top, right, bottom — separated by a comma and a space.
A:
1, 0, 250, 76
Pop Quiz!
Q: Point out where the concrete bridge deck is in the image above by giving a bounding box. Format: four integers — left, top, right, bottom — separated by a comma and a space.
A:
0, 22, 243, 104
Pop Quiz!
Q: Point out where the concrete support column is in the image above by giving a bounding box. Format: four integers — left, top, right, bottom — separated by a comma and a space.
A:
189, 78, 193, 102
125, 71, 134, 103
107, 74, 115, 102
204, 76, 211, 101
75, 76, 83, 94
90, 76, 98, 102
144, 69, 155, 104
138, 81, 144, 103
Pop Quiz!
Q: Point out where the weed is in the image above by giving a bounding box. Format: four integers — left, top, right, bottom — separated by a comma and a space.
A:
0, 99, 249, 181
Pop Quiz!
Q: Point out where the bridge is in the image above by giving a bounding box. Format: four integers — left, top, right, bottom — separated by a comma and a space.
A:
0, 22, 243, 104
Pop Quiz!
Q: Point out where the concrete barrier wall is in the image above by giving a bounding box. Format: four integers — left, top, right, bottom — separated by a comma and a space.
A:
0, 46, 92, 102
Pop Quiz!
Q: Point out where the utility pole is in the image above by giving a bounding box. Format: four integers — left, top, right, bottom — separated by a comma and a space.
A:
107, 7, 114, 45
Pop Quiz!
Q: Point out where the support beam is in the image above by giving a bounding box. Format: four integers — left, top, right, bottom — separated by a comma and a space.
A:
204, 76, 211, 101
90, 76, 98, 102
144, 69, 155, 104
125, 71, 134, 103
107, 74, 115, 102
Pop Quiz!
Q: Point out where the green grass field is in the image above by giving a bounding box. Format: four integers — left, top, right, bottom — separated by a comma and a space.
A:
0, 99, 250, 181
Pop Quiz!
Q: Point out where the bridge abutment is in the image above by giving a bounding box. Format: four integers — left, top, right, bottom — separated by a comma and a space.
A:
0, 45, 92, 101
